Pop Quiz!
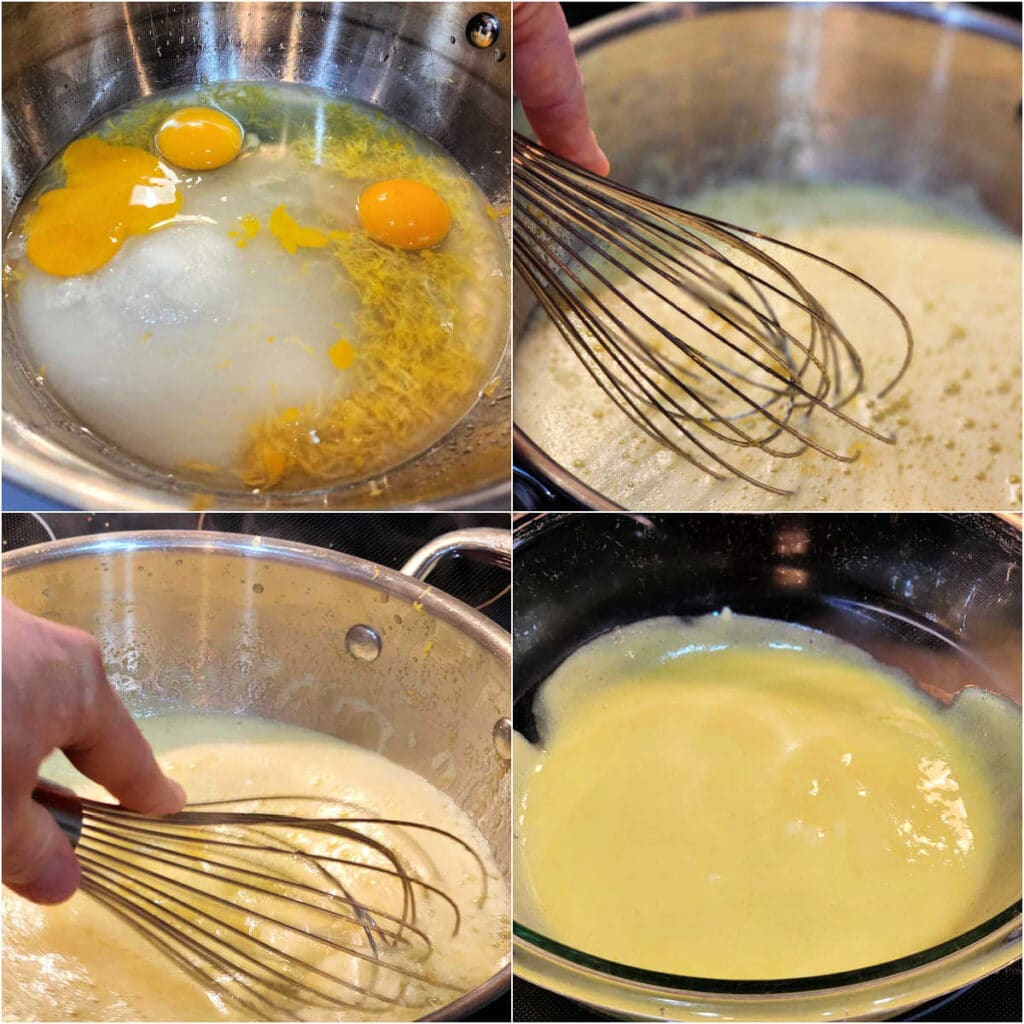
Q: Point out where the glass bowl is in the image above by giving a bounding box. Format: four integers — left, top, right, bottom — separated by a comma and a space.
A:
512, 512, 1022, 1020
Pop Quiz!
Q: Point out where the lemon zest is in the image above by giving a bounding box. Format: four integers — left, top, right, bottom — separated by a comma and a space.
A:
240, 228, 480, 489
179, 459, 222, 475
268, 205, 327, 255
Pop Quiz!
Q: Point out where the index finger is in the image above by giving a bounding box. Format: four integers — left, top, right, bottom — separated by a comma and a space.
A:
514, 2, 610, 176
58, 638, 185, 816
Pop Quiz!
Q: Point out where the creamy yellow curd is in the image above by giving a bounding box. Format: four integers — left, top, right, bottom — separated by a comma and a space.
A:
514, 183, 1022, 510
3, 713, 509, 1021
514, 614, 1021, 979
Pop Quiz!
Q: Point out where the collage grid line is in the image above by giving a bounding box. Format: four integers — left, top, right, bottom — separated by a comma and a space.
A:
0, 2, 1021, 1023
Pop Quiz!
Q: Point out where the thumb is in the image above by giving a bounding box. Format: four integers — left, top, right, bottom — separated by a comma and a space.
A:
3, 799, 81, 904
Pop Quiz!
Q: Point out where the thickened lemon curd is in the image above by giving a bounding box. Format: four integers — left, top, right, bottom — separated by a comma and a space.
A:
4, 713, 509, 1021
515, 183, 1021, 510
514, 613, 1021, 979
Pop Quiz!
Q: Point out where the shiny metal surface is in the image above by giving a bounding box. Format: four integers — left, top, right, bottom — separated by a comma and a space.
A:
466, 11, 502, 49
402, 525, 511, 580
2, 1, 511, 511
513, 1, 1022, 510
3, 529, 511, 1018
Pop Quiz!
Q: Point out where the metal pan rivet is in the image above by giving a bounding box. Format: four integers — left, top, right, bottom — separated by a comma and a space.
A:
346, 624, 381, 662
466, 12, 500, 48
492, 717, 512, 759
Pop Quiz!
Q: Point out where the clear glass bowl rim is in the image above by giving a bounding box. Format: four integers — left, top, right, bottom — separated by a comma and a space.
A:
513, 898, 1022, 996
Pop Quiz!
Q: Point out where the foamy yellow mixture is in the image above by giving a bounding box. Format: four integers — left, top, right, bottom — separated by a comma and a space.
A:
4, 713, 509, 1021
515, 183, 1021, 510
3, 83, 509, 492
514, 614, 1021, 978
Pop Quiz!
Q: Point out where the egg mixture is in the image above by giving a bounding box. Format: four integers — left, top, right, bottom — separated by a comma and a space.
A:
514, 613, 1021, 978
3, 713, 510, 1021
515, 182, 1021, 510
3, 83, 509, 492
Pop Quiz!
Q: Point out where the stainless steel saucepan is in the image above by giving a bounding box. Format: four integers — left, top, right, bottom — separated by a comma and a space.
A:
2, 1, 511, 511
3, 526, 512, 1020
513, 1, 1022, 509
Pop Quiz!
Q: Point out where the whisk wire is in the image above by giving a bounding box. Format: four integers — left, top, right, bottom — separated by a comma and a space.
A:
517, 150, 812, 390
516, 219, 807, 493
80, 822, 425, 952
530, 138, 900, 399
79, 875, 296, 1022
36, 785, 486, 1022
519, 150, 877, 438
514, 133, 914, 493
77, 830, 428, 1007
79, 853, 373, 1015
517, 199, 809, 450
516, 191, 824, 460
516, 241, 747, 485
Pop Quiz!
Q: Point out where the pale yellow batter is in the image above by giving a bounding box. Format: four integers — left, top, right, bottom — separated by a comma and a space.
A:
515, 183, 1022, 510
4, 713, 509, 1021
514, 614, 1021, 978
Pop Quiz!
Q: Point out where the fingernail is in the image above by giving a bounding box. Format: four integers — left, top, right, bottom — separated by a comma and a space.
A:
146, 778, 187, 816
164, 779, 187, 813
591, 132, 611, 176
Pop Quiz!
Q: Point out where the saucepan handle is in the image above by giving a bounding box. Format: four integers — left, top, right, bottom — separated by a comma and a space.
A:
401, 527, 510, 582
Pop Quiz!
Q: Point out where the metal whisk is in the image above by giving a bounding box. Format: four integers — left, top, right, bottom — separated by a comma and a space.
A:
513, 133, 914, 494
35, 780, 486, 1021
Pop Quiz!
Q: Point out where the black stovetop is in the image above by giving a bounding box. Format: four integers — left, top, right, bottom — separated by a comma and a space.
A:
513, 962, 1022, 1022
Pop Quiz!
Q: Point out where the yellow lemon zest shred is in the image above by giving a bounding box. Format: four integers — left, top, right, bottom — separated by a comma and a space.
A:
240, 228, 480, 489
268, 205, 327, 255
179, 459, 222, 475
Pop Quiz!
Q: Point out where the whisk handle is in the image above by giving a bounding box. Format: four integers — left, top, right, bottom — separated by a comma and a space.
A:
32, 780, 83, 848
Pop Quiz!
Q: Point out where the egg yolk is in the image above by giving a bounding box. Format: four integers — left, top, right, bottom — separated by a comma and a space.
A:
25, 137, 180, 277
328, 339, 356, 370
357, 179, 451, 250
155, 106, 243, 171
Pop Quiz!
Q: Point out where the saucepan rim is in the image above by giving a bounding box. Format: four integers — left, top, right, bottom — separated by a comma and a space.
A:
1, 529, 511, 664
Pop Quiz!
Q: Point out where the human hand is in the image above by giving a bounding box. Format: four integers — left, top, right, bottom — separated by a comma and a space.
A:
514, 2, 611, 176
2, 599, 186, 904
